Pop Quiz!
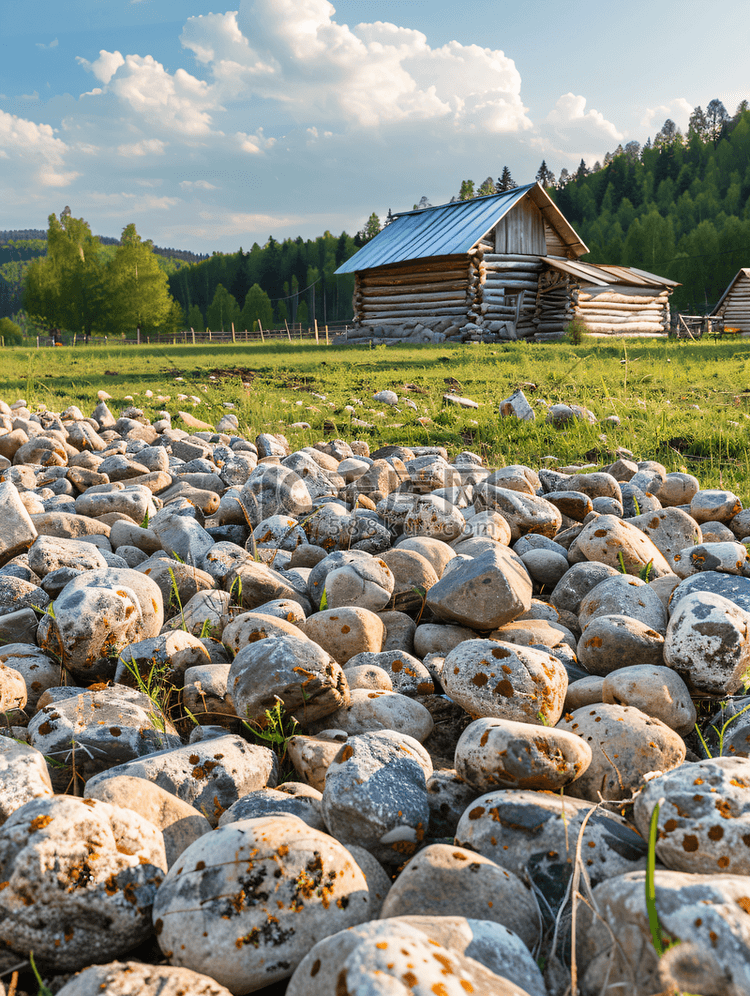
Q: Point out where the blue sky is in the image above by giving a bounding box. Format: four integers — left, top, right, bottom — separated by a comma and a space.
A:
1, 0, 748, 253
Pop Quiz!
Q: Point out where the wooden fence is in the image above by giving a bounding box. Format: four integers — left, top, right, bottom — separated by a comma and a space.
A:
34, 321, 353, 348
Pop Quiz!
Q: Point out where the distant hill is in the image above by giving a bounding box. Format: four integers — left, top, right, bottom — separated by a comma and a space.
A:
0, 230, 209, 265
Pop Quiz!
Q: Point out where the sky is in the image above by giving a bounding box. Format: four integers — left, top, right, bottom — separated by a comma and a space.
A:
1, 0, 749, 254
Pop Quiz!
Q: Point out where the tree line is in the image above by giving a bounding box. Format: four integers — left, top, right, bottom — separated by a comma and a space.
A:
167, 231, 360, 332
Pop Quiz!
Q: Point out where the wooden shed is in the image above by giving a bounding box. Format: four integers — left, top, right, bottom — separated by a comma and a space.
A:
539, 258, 679, 338
335, 183, 589, 341
711, 269, 750, 332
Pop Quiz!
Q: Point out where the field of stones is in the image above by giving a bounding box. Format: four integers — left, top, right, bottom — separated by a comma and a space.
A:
0, 338, 750, 994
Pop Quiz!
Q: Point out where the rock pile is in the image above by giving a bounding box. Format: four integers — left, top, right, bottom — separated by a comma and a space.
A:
0, 396, 749, 994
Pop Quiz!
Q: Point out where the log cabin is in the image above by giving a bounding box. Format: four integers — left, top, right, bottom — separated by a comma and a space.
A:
336, 182, 678, 342
711, 269, 750, 333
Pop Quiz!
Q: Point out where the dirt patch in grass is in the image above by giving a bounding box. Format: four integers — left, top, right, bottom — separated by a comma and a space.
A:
208, 367, 259, 382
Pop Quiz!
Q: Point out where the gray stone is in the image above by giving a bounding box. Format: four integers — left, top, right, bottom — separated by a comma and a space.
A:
28, 685, 180, 789
426, 544, 532, 629
557, 703, 686, 802
345, 649, 434, 696
575, 514, 673, 577
228, 634, 349, 727
673, 540, 747, 578
153, 816, 370, 992
55, 962, 233, 996
634, 757, 750, 875
690, 488, 743, 524
577, 614, 665, 675
85, 733, 277, 826
455, 715, 591, 792
0, 738, 52, 824
664, 590, 750, 695
577, 870, 750, 996
306, 688, 434, 742
579, 574, 668, 633
602, 664, 696, 734
627, 506, 702, 573
455, 789, 647, 891
288, 917, 519, 996
0, 795, 166, 971
38, 567, 163, 682
321, 730, 432, 866
549, 560, 620, 614
0, 481, 37, 566
323, 556, 394, 611
442, 639, 567, 724
380, 843, 540, 950
474, 484, 562, 541
217, 786, 326, 832
85, 774, 212, 869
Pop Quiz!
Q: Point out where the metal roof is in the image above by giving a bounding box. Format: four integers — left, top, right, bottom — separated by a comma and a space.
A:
711, 268, 750, 313
544, 256, 679, 289
335, 182, 587, 275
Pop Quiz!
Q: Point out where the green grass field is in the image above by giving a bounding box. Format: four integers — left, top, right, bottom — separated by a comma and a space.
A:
6, 337, 750, 501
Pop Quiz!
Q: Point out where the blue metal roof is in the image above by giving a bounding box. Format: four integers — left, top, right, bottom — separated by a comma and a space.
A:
335, 184, 535, 275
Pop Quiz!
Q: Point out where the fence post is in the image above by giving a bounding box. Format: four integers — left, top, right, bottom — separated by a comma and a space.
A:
325, 324, 329, 346
208, 328, 212, 341
231, 323, 236, 344
284, 319, 292, 343
191, 327, 195, 345
36, 336, 39, 348
258, 320, 265, 343
314, 319, 319, 345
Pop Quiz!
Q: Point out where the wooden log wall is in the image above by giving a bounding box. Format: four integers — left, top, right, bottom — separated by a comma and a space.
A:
575, 285, 671, 334
478, 253, 542, 336
716, 277, 750, 332
353, 258, 472, 325
535, 268, 577, 334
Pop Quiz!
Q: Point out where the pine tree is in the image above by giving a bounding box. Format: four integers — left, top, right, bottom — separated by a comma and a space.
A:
458, 180, 475, 200
536, 161, 556, 186
477, 177, 495, 197
496, 167, 517, 192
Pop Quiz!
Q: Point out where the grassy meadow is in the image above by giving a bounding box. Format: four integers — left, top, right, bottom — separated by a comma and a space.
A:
5, 336, 750, 502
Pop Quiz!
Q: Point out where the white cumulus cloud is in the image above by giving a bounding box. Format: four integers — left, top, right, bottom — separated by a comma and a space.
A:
641, 98, 693, 135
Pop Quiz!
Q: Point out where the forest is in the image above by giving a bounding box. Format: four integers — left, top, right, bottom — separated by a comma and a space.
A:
10, 98, 750, 334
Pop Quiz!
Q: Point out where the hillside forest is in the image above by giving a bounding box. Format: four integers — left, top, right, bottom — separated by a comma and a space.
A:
7, 98, 750, 336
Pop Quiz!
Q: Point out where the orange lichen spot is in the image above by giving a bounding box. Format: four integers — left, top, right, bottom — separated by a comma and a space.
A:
708, 825, 724, 841
737, 898, 750, 914
468, 806, 485, 820
341, 625, 351, 634
718, 856, 730, 868
376, 942, 388, 950
29, 815, 53, 832
494, 679, 514, 698
715, 799, 732, 819
460, 982, 475, 993
682, 835, 699, 852
471, 673, 488, 688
